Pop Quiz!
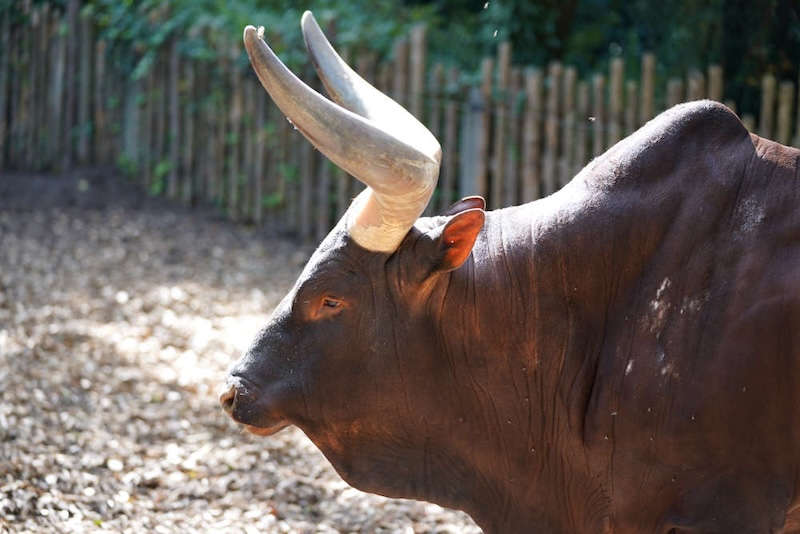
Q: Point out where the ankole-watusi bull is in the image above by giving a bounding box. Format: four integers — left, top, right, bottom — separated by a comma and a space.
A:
220, 11, 800, 533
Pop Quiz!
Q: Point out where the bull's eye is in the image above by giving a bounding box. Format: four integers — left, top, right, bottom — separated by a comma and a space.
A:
322, 297, 342, 309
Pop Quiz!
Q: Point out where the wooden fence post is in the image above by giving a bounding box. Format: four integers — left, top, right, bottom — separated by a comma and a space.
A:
591, 73, 605, 157
687, 69, 705, 101
77, 10, 91, 165
708, 65, 723, 102
624, 80, 638, 136
243, 77, 256, 221
574, 81, 589, 174
559, 66, 576, 188
543, 62, 562, 194
408, 24, 426, 121
0, 7, 8, 168
428, 63, 444, 147
776, 81, 794, 146
759, 74, 776, 139
228, 57, 242, 219
392, 37, 409, 108
94, 40, 108, 164
795, 74, 800, 147
504, 68, 523, 205
521, 67, 542, 202
252, 82, 265, 222
491, 41, 511, 209
666, 78, 683, 109
181, 60, 194, 205
334, 48, 352, 218
440, 67, 460, 211
33, 6, 47, 168
741, 113, 756, 132
315, 159, 331, 241
608, 57, 624, 147
62, 0, 78, 170
298, 131, 314, 241
167, 39, 180, 199
640, 53, 655, 125
476, 57, 493, 201
459, 86, 481, 199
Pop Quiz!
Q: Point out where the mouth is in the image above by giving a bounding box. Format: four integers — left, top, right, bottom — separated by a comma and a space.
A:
244, 421, 290, 436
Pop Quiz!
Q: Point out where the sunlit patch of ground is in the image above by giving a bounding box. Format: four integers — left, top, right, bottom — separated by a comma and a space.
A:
0, 175, 480, 533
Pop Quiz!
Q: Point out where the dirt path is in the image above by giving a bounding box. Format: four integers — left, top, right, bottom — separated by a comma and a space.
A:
0, 170, 480, 533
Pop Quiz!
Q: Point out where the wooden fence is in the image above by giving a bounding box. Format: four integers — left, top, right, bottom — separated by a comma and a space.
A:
2, 2, 800, 241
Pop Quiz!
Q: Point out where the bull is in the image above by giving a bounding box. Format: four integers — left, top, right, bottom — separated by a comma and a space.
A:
220, 12, 800, 533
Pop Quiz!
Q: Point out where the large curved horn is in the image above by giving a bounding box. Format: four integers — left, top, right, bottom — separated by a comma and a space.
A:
243, 16, 440, 253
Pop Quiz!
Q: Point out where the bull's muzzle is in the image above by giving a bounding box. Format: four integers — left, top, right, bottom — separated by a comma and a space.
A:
219, 375, 289, 436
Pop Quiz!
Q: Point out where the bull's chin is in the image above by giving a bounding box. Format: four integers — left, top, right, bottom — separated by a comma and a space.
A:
244, 421, 290, 436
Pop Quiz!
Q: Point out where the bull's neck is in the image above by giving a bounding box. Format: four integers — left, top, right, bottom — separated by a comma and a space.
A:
427, 190, 631, 532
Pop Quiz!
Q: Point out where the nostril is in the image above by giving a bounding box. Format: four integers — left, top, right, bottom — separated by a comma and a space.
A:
219, 385, 237, 415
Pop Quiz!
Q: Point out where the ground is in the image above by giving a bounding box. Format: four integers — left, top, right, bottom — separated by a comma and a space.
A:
0, 170, 480, 533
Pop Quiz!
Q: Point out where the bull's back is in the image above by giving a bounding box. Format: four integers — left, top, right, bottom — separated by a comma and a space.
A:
581, 104, 800, 531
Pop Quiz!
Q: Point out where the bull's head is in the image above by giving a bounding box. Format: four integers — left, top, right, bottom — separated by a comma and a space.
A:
220, 12, 486, 501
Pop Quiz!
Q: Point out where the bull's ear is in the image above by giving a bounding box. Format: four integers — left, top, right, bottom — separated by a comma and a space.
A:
427, 208, 485, 272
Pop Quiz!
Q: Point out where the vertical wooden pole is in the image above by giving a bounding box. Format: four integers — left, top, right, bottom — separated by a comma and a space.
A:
167, 39, 180, 199
543, 62, 562, 194
228, 58, 242, 218
315, 160, 331, 241
574, 81, 589, 174
7, 16, 19, 167
392, 37, 409, 108
521, 68, 543, 202
624, 80, 638, 136
666, 78, 684, 109
156, 57, 168, 190
209, 62, 223, 203
61, 0, 79, 170
408, 25, 426, 121
559, 66, 576, 188
0, 7, 9, 169
33, 6, 48, 168
252, 82, 265, 222
686, 70, 705, 101
491, 42, 511, 209
476, 57, 493, 201
503, 68, 523, 205
142, 66, 155, 186
181, 60, 195, 205
741, 113, 755, 132
334, 48, 352, 219
776, 81, 794, 146
459, 87, 479, 198
298, 133, 314, 241
21, 3, 34, 168
591, 74, 605, 157
77, 10, 91, 165
428, 64, 444, 155
23, 3, 35, 169
608, 57, 624, 147
639, 53, 655, 125
94, 40, 107, 165
759, 74, 776, 139
440, 67, 460, 211
708, 65, 723, 102
794, 74, 800, 147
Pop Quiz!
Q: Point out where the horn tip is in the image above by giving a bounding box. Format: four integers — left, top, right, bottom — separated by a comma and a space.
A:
301, 11, 319, 34
243, 25, 266, 48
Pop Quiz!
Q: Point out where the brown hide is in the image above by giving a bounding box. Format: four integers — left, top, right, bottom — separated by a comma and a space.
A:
223, 101, 800, 533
